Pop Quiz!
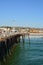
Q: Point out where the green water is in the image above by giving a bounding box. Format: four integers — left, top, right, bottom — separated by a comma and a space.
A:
1, 37, 43, 65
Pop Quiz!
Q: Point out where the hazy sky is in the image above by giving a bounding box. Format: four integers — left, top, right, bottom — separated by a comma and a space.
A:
0, 0, 43, 28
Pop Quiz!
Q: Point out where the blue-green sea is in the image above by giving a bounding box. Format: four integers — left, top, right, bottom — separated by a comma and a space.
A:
1, 36, 43, 65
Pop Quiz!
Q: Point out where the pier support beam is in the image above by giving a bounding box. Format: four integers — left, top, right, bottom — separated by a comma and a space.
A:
22, 35, 25, 43
17, 36, 20, 43
0, 41, 7, 62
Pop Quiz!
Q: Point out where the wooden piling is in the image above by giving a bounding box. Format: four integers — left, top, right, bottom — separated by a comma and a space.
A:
22, 35, 25, 43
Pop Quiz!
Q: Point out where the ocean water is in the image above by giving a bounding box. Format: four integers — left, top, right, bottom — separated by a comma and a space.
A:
2, 36, 43, 65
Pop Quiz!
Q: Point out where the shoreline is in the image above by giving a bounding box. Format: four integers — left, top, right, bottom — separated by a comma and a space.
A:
29, 33, 43, 38
29, 33, 43, 36
25, 33, 43, 38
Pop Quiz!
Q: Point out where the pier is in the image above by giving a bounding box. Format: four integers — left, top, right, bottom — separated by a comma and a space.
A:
0, 29, 29, 63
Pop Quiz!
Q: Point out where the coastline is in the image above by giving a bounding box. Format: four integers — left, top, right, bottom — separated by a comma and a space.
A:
29, 33, 43, 38
30, 33, 43, 36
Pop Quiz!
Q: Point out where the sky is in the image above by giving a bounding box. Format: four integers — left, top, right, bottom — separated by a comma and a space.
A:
0, 0, 43, 28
